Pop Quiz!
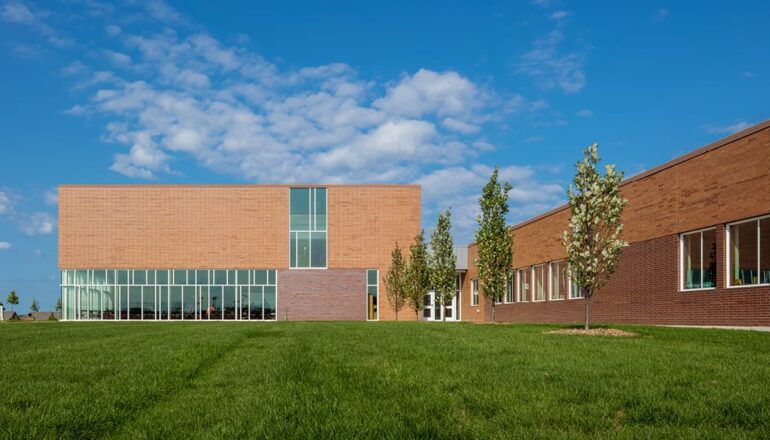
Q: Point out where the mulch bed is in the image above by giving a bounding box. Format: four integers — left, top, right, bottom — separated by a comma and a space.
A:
544, 328, 638, 337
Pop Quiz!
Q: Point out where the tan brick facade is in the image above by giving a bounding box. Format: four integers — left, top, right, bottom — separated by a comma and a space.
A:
59, 185, 420, 321
463, 121, 770, 326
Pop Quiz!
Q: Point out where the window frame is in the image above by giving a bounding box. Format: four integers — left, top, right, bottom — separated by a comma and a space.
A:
503, 273, 514, 304
289, 187, 328, 270
548, 260, 568, 301
726, 214, 770, 289
366, 269, 379, 321
471, 279, 479, 306
531, 264, 546, 302
517, 268, 528, 303
679, 226, 717, 292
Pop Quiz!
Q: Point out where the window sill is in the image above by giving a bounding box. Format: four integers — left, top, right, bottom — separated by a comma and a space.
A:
549, 297, 566, 301
726, 283, 770, 289
289, 267, 328, 270
679, 287, 716, 293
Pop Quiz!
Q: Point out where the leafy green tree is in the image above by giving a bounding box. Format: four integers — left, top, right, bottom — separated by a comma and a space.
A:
384, 242, 407, 320
562, 143, 628, 330
56, 298, 62, 312
474, 167, 514, 322
405, 230, 430, 321
430, 209, 456, 322
6, 290, 19, 311
31, 298, 40, 313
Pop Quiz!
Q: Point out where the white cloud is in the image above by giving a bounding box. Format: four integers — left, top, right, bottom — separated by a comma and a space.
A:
505, 94, 548, 114
1, 1, 73, 47
19, 212, 56, 235
442, 117, 481, 134
0, 190, 11, 215
44, 188, 58, 205
706, 122, 752, 135
576, 109, 593, 118
516, 30, 587, 94
653, 8, 669, 23
550, 10, 570, 21
0, 241, 11, 250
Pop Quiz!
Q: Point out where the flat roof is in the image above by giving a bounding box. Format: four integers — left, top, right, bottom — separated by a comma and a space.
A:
59, 184, 421, 189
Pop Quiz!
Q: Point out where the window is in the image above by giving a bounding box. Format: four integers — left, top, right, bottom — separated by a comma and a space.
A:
570, 280, 584, 299
367, 269, 378, 320
728, 216, 770, 287
471, 279, 479, 306
505, 273, 514, 303
532, 265, 545, 301
290, 188, 327, 268
681, 228, 717, 290
517, 268, 529, 302
549, 260, 568, 300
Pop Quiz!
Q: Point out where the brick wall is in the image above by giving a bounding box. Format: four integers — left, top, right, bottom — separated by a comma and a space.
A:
461, 122, 770, 326
277, 269, 366, 321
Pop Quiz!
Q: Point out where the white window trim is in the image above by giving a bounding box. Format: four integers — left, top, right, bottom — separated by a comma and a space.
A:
726, 214, 770, 289
366, 269, 379, 321
679, 227, 717, 292
548, 260, 567, 301
471, 279, 479, 306
503, 275, 514, 304
517, 268, 528, 303
531, 264, 546, 302
289, 187, 328, 270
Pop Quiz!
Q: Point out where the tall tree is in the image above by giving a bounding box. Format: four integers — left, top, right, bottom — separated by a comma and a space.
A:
384, 242, 407, 320
474, 167, 514, 322
430, 209, 456, 322
562, 143, 628, 330
405, 230, 430, 321
6, 290, 19, 312
31, 298, 40, 313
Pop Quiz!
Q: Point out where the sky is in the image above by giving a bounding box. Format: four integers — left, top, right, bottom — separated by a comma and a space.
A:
0, 0, 769, 311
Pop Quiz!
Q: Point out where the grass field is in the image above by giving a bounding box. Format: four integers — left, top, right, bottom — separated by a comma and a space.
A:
1, 322, 769, 439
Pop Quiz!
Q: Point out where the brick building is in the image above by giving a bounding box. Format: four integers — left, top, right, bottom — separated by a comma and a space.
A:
461, 120, 770, 326
58, 185, 421, 321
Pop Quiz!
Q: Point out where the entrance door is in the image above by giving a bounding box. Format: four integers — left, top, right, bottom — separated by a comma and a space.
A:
422, 289, 460, 321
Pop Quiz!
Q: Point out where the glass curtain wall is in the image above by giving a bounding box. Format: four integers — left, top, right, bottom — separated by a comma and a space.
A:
61, 269, 277, 321
290, 187, 327, 268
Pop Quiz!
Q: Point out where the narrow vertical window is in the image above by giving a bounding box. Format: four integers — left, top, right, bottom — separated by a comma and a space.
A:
517, 268, 529, 302
367, 269, 378, 320
290, 187, 327, 268
532, 265, 545, 301
471, 279, 479, 306
681, 228, 717, 290
505, 273, 514, 303
549, 260, 568, 300
728, 216, 769, 286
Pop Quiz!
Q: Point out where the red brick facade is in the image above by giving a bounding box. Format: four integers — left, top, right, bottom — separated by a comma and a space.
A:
277, 269, 367, 321
463, 120, 770, 326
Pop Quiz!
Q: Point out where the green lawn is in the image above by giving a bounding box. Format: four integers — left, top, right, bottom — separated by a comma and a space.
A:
1, 322, 769, 439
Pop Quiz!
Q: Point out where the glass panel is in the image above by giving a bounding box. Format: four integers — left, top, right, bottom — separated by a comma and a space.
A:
367, 270, 378, 286
240, 287, 249, 319
311, 232, 326, 267
297, 232, 310, 268
290, 232, 297, 268
223, 286, 236, 319
170, 286, 183, 320
183, 287, 197, 320
129, 286, 142, 320
76, 270, 88, 284
210, 286, 222, 319
290, 188, 311, 230
117, 270, 128, 285
268, 270, 276, 285
533, 266, 545, 301
118, 286, 128, 319
159, 286, 168, 319
506, 276, 514, 303
174, 270, 186, 285
103, 286, 116, 319
682, 232, 701, 289
197, 270, 209, 285
761, 219, 770, 284
702, 230, 717, 288
731, 221, 758, 286
142, 286, 155, 319
227, 270, 236, 285
250, 286, 263, 320
147, 270, 155, 285
552, 261, 568, 299
188, 270, 197, 285
315, 188, 327, 231
214, 270, 226, 285
367, 284, 378, 320
134, 270, 146, 285
264, 286, 276, 319
518, 269, 529, 302
237, 270, 249, 285
254, 270, 267, 285
157, 270, 169, 285
93, 270, 106, 285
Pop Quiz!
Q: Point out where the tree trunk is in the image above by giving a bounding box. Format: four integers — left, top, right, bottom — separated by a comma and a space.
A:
442, 303, 447, 322
395, 309, 398, 321
416, 308, 419, 321
583, 291, 591, 331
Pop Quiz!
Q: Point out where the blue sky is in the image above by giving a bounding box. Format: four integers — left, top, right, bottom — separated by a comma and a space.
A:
1, 0, 769, 311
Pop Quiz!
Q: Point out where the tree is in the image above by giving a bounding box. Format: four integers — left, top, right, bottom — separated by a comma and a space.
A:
430, 209, 456, 322
384, 242, 407, 320
405, 230, 430, 321
474, 167, 514, 322
6, 290, 19, 311
56, 298, 62, 312
31, 298, 40, 313
562, 143, 628, 330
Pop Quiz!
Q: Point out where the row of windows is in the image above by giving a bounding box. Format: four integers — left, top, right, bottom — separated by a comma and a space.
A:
61, 269, 276, 286
471, 261, 584, 306
681, 214, 770, 290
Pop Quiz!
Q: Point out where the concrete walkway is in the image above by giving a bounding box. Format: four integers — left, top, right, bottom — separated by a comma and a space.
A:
662, 325, 770, 332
